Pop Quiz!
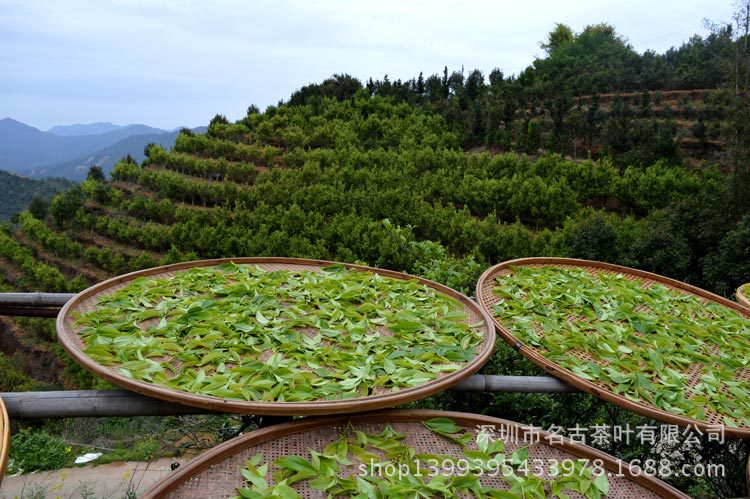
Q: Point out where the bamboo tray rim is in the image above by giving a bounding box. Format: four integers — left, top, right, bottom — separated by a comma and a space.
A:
0, 395, 8, 486
142, 409, 688, 499
737, 283, 750, 308
56, 257, 496, 416
475, 257, 750, 438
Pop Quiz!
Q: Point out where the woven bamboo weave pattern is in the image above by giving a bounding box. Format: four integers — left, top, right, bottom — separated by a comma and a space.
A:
143, 410, 686, 498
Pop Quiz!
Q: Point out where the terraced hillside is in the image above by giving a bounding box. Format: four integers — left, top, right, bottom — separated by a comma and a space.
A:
0, 93, 743, 383
577, 89, 726, 162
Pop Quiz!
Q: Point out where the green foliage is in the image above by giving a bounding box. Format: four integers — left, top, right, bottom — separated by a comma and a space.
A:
541, 23, 574, 55
76, 264, 485, 402
627, 212, 692, 279
27, 195, 49, 220
357, 26, 734, 158
96, 437, 159, 464
561, 211, 622, 262
9, 429, 72, 473
76, 207, 172, 251
289, 73, 364, 106
703, 214, 750, 296
50, 185, 84, 229
19, 211, 83, 259
492, 265, 750, 426
0, 227, 84, 292
236, 420, 609, 498
0, 352, 38, 391
0, 170, 71, 221
86, 165, 106, 182
410, 240, 484, 296
525, 23, 641, 95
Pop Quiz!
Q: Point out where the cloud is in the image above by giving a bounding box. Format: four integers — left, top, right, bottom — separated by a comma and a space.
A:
0, 0, 735, 129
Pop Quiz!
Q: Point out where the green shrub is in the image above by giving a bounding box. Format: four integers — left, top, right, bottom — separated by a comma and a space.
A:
9, 429, 71, 473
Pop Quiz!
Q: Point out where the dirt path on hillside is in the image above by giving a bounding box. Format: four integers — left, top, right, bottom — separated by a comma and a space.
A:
0, 456, 193, 498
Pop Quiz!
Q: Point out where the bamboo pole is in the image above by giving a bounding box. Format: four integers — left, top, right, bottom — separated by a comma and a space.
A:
1, 376, 577, 419
0, 293, 75, 307
0, 293, 74, 316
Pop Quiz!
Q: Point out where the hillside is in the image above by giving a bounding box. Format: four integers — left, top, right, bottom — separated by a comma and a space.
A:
0, 170, 72, 220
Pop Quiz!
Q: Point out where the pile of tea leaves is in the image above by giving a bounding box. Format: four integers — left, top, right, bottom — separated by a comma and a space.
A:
74, 263, 484, 402
235, 418, 610, 498
491, 265, 750, 428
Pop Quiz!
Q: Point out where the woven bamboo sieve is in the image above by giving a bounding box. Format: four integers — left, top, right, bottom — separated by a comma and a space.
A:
142, 409, 687, 498
476, 257, 750, 438
0, 395, 8, 486
737, 283, 750, 308
56, 257, 496, 416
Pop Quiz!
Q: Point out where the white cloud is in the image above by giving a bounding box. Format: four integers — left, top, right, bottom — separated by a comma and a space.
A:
0, 0, 736, 129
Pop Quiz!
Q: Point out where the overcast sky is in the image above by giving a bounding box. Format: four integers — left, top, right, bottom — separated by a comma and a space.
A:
0, 0, 736, 131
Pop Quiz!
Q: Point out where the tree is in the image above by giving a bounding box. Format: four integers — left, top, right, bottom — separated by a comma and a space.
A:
582, 97, 601, 156
564, 102, 585, 159
728, 0, 750, 214
541, 23, 574, 54
210, 114, 230, 126
49, 186, 84, 229
532, 23, 641, 95
441, 66, 450, 98
563, 213, 620, 262
464, 69, 485, 102
86, 165, 105, 182
288, 74, 363, 105
28, 195, 49, 220
416, 72, 425, 95
489, 68, 504, 87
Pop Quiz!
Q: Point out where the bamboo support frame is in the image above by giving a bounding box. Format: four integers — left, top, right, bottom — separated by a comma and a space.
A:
1, 376, 577, 419
0, 292, 74, 317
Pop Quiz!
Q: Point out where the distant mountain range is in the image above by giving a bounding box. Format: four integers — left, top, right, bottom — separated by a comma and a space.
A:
28, 127, 207, 180
46, 122, 131, 136
0, 118, 202, 180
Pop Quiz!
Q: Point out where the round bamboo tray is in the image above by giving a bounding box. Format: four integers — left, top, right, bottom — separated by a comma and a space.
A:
143, 409, 687, 498
0, 395, 8, 486
737, 283, 750, 308
57, 257, 495, 415
476, 257, 750, 438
